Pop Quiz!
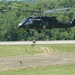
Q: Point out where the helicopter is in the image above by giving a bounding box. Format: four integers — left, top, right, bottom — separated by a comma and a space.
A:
18, 7, 75, 33
1, 7, 75, 33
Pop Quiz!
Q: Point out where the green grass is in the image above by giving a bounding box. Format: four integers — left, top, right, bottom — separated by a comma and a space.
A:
0, 64, 75, 75
0, 44, 75, 75
0, 44, 75, 57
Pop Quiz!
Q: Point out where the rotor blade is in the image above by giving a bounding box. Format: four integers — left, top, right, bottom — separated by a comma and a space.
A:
8, 5, 23, 11
44, 10, 54, 13
22, 7, 70, 13
8, 6, 71, 13
54, 7, 70, 11
9, 6, 20, 9
9, 6, 43, 13
44, 7, 71, 13
47, 12, 75, 14
10, 9, 42, 13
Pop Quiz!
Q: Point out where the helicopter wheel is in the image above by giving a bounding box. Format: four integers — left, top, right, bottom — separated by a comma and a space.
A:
37, 29, 41, 33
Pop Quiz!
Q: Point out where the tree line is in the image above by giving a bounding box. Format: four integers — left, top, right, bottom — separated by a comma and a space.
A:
0, 0, 75, 41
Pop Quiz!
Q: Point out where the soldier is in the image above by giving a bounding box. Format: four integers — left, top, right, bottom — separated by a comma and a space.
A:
33, 39, 36, 44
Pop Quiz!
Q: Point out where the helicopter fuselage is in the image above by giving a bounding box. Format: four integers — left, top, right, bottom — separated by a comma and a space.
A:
18, 15, 75, 33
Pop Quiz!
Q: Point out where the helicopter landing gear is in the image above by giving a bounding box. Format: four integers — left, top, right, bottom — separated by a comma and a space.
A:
31, 39, 36, 47
66, 28, 69, 33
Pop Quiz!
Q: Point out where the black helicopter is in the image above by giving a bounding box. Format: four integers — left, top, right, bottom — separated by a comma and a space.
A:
18, 7, 75, 33
1, 7, 75, 33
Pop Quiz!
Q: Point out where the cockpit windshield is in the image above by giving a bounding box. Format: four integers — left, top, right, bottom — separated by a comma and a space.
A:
21, 17, 33, 25
21, 17, 32, 23
21, 18, 26, 23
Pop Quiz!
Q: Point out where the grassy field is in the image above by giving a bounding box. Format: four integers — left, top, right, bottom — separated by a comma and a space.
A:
0, 44, 75, 57
0, 64, 75, 75
0, 44, 75, 75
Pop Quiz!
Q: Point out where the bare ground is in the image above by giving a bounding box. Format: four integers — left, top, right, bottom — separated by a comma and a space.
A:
0, 52, 75, 72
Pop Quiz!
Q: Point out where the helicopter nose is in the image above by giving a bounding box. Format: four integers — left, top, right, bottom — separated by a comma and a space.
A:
18, 23, 23, 28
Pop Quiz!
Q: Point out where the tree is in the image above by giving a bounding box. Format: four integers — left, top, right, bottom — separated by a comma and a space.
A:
0, 1, 75, 41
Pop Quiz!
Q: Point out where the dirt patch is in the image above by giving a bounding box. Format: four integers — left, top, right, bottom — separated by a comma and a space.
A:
0, 53, 75, 72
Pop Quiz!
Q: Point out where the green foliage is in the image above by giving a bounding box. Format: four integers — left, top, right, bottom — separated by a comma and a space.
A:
0, 1, 75, 41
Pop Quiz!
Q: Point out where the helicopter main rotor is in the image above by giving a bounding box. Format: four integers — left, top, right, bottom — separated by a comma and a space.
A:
8, 6, 72, 14
1, 6, 75, 14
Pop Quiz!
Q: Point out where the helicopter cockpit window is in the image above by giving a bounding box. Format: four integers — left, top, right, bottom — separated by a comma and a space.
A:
21, 18, 26, 23
21, 17, 33, 25
25, 19, 33, 25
